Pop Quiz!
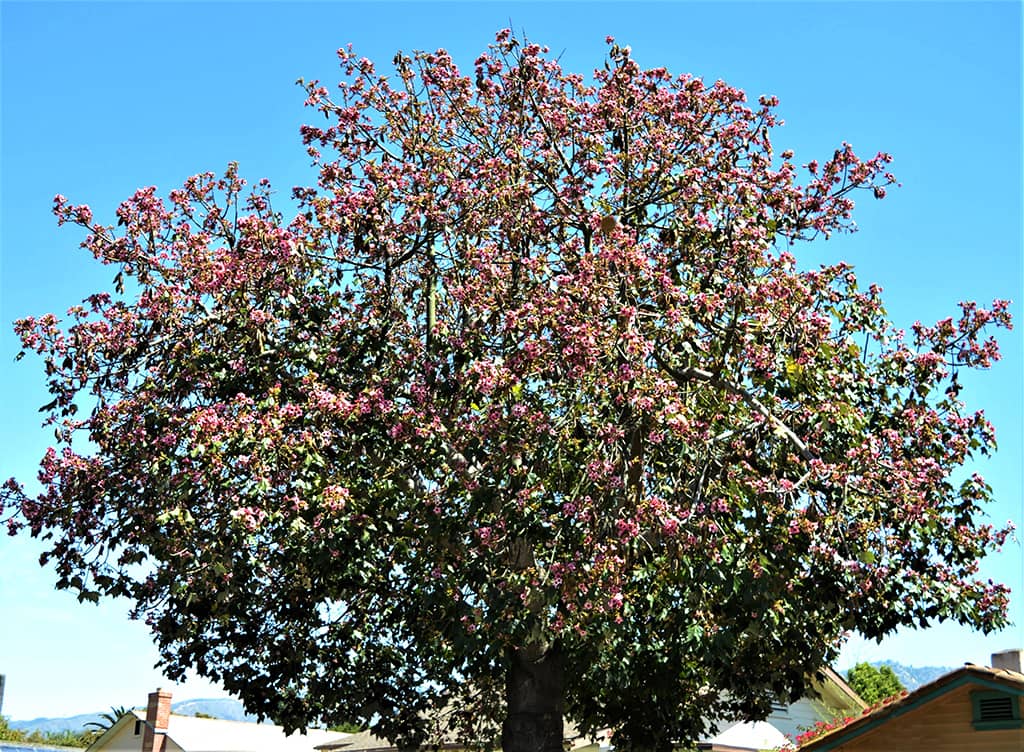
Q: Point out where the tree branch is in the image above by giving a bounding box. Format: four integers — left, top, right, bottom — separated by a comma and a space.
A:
655, 355, 815, 462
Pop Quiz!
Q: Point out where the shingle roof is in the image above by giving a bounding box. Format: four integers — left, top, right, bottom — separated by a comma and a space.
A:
126, 709, 352, 752
312, 721, 602, 752
797, 663, 1024, 750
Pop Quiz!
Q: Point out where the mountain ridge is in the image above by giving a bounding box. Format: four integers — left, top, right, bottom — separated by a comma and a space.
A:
834, 660, 955, 692
869, 660, 955, 691
9, 698, 258, 734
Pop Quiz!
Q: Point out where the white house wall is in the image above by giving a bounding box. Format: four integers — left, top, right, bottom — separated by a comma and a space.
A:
768, 696, 852, 742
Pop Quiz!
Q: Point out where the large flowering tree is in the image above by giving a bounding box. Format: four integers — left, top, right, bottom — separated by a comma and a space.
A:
3, 32, 1013, 752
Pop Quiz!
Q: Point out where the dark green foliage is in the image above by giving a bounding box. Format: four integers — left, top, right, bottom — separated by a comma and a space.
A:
329, 721, 365, 733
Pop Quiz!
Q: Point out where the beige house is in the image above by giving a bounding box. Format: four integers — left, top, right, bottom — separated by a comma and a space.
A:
84, 688, 600, 752
797, 650, 1024, 752
90, 666, 863, 752
86, 689, 352, 752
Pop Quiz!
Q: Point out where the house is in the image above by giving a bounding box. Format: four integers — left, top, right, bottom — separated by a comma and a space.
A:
698, 719, 791, 751
315, 725, 607, 752
314, 666, 865, 752
86, 688, 352, 752
698, 667, 867, 751
92, 666, 863, 752
797, 649, 1024, 751
88, 689, 605, 752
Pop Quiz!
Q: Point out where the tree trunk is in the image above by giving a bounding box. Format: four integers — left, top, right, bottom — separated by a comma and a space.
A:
502, 643, 564, 752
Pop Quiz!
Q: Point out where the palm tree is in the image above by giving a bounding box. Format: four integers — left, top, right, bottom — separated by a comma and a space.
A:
84, 705, 133, 733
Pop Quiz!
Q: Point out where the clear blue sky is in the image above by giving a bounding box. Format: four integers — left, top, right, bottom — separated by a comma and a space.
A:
1, 0, 1021, 722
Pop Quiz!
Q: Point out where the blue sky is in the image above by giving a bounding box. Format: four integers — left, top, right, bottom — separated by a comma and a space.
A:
1, 0, 1021, 722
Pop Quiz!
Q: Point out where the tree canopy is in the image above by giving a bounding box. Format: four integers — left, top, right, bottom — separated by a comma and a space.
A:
3, 32, 1012, 752
846, 663, 906, 705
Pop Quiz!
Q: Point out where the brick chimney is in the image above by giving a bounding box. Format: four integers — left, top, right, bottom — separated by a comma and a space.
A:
991, 649, 1024, 673
142, 688, 172, 752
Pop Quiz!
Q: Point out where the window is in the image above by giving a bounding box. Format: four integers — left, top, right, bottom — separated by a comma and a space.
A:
971, 690, 1023, 730
135, 720, 143, 736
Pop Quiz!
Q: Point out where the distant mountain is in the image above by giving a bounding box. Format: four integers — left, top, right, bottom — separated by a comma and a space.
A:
10, 698, 257, 734
836, 660, 955, 693
165, 698, 259, 723
870, 660, 954, 691
9, 712, 107, 736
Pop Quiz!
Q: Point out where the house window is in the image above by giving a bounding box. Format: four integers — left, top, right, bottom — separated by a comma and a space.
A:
971, 690, 1023, 730
135, 720, 143, 735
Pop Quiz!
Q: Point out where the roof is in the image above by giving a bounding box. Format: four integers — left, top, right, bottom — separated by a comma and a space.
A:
815, 667, 867, 711
692, 664, 865, 749
700, 720, 791, 751
313, 721, 602, 752
89, 710, 352, 752
314, 729, 461, 752
798, 663, 1024, 751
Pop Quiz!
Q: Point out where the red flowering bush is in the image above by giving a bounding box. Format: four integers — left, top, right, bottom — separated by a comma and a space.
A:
794, 691, 910, 746
796, 717, 857, 746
